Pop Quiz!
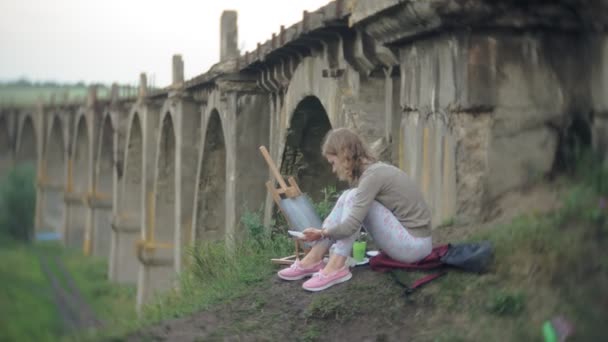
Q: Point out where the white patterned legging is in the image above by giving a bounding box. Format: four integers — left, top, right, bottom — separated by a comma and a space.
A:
316, 189, 432, 263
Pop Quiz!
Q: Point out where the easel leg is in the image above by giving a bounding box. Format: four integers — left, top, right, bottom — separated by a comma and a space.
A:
295, 239, 300, 261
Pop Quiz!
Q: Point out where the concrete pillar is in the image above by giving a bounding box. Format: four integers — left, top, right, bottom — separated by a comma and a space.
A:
220, 11, 239, 61
87, 85, 98, 107
110, 83, 119, 103
172, 55, 184, 86
138, 73, 147, 100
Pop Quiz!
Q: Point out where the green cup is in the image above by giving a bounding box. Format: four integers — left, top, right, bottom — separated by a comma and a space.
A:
352, 241, 367, 262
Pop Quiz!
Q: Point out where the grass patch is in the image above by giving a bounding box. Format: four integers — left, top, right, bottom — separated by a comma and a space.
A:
62, 248, 137, 340
305, 295, 355, 323
0, 238, 61, 341
485, 290, 525, 316
0, 238, 137, 342
140, 213, 293, 324
414, 154, 608, 341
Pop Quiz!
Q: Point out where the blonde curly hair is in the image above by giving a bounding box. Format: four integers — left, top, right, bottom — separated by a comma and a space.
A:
321, 128, 376, 185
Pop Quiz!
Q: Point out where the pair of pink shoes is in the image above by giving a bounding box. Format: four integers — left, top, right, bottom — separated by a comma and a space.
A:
277, 259, 352, 291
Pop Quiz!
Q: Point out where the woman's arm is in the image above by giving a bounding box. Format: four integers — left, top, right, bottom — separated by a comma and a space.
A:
325, 168, 383, 240
302, 227, 327, 241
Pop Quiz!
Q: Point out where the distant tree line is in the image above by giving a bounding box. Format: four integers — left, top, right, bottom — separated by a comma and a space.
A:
0, 78, 99, 88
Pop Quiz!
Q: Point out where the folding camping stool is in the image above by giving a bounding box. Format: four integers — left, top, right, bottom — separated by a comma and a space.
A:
259, 146, 323, 265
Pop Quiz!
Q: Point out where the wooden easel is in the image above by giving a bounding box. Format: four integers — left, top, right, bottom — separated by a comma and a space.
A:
259, 146, 310, 265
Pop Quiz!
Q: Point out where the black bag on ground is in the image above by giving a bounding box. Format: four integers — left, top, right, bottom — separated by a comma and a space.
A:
440, 241, 494, 273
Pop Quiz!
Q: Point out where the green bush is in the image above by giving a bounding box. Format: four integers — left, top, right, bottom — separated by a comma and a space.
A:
313, 186, 339, 221
0, 164, 36, 241
240, 209, 270, 248
143, 211, 292, 322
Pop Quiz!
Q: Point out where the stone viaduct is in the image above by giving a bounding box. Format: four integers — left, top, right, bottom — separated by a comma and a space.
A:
1, 0, 607, 312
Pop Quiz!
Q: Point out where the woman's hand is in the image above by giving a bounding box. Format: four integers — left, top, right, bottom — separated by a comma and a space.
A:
302, 228, 323, 242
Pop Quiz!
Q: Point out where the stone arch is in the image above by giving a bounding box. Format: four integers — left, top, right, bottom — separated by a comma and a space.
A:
283, 56, 340, 134
282, 53, 385, 146
16, 115, 37, 166
152, 112, 176, 248
92, 114, 114, 257
41, 115, 65, 235
0, 115, 11, 179
195, 109, 226, 243
280, 96, 338, 201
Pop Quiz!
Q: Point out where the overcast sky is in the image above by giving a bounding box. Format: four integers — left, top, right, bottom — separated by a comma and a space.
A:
0, 0, 330, 86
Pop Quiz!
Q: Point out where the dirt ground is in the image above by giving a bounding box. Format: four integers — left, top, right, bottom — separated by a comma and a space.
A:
128, 267, 421, 342
126, 184, 563, 342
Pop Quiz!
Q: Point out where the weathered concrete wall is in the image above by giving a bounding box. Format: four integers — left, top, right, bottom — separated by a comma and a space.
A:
234, 93, 270, 232
396, 30, 606, 223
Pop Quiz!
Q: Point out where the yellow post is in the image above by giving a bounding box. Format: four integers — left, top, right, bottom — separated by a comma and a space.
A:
83, 236, 91, 256
82, 190, 92, 256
